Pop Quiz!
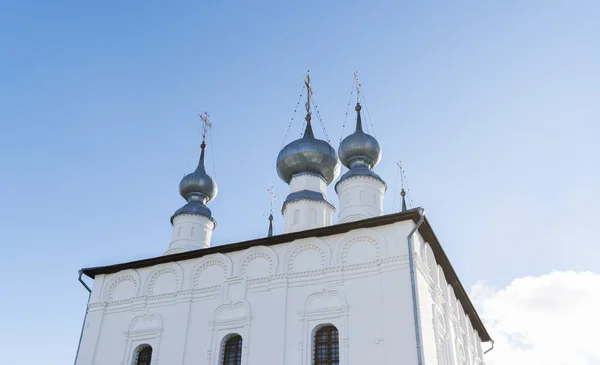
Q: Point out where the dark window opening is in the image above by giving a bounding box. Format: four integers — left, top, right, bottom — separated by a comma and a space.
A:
222, 335, 243, 365
314, 325, 339, 365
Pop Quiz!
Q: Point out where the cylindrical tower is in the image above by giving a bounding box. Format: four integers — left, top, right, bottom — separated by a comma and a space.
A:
336, 102, 386, 223
166, 114, 218, 254
276, 74, 340, 233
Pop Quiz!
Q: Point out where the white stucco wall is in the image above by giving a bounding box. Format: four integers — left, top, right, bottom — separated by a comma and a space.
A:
412, 236, 486, 365
76, 220, 487, 365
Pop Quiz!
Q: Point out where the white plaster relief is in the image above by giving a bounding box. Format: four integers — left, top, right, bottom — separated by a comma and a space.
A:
238, 246, 278, 279
192, 254, 232, 289
284, 238, 331, 272
122, 312, 162, 365
144, 263, 183, 296
298, 288, 349, 365
336, 229, 388, 266
208, 300, 251, 365
104, 270, 141, 302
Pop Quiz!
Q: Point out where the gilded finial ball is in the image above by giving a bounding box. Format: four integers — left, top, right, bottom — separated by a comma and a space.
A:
355, 104, 362, 112
401, 189, 406, 197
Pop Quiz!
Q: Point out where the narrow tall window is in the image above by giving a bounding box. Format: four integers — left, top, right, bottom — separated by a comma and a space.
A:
314, 325, 339, 365
135, 345, 152, 365
222, 335, 243, 365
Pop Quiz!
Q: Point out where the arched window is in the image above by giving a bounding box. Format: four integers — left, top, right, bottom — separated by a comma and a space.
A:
134, 345, 152, 365
222, 334, 243, 365
314, 325, 339, 365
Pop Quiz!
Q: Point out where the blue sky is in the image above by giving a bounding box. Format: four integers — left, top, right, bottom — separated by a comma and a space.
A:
1, 1, 598, 364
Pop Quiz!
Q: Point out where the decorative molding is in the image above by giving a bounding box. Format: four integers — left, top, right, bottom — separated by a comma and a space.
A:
213, 300, 251, 324
144, 263, 183, 296
342, 236, 380, 264
121, 312, 163, 365
238, 246, 278, 278
335, 229, 388, 266
127, 312, 162, 335
208, 301, 251, 365
284, 238, 331, 273
103, 270, 141, 302
298, 288, 349, 365
87, 255, 411, 311
191, 254, 232, 289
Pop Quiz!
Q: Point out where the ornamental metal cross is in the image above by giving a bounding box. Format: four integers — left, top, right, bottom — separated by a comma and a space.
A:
354, 70, 361, 103
397, 160, 405, 190
268, 186, 277, 215
304, 71, 312, 121
199, 111, 212, 144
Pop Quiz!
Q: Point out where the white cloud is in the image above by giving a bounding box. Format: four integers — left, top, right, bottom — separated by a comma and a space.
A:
471, 271, 600, 365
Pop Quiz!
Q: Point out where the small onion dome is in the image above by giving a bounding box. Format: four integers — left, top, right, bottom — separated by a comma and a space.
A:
276, 121, 340, 185
338, 103, 381, 170
179, 143, 218, 202
171, 143, 217, 223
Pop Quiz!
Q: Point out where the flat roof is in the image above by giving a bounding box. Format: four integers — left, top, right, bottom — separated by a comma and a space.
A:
80, 208, 491, 342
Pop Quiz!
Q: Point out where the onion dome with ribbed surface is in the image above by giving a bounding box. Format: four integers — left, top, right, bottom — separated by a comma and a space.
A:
276, 120, 340, 185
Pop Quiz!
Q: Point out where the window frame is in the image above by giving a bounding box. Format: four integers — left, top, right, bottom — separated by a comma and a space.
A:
220, 334, 243, 365
132, 344, 152, 365
313, 325, 340, 365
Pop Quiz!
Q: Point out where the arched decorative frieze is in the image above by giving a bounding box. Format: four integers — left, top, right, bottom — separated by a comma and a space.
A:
144, 263, 183, 296
104, 269, 141, 302
335, 229, 387, 266
238, 246, 278, 279
284, 238, 331, 273
191, 253, 232, 289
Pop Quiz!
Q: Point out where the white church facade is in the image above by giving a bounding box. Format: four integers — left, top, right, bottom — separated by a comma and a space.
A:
74, 75, 492, 365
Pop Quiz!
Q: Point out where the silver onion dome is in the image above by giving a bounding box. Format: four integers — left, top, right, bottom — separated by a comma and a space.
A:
171, 142, 217, 223
276, 121, 341, 185
179, 143, 217, 202
338, 103, 382, 170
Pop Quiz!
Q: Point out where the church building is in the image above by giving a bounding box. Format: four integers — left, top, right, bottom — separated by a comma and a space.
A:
74, 74, 492, 365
